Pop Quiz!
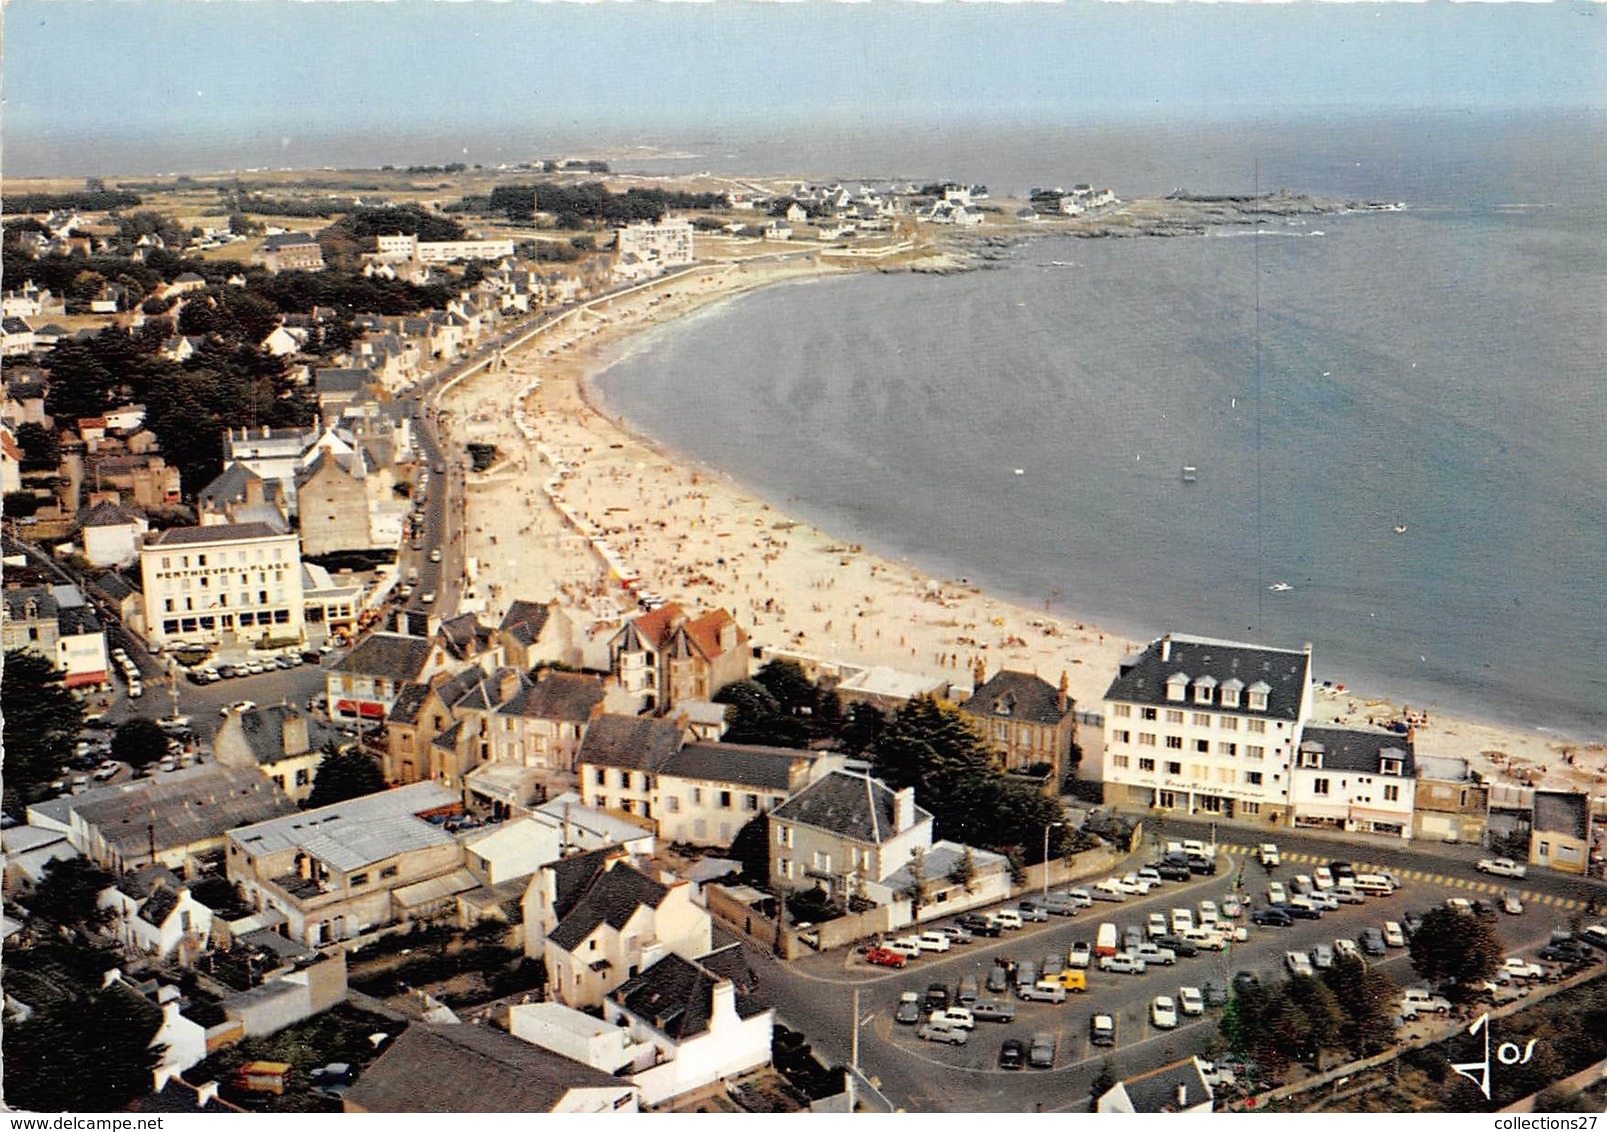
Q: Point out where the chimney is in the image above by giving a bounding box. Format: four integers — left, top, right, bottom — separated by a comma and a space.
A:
972, 657, 986, 688
1058, 671, 1070, 713
244, 475, 264, 507
894, 786, 916, 834
1162, 637, 1172, 663
1176, 1082, 1188, 1108
640, 940, 666, 970
196, 1081, 221, 1108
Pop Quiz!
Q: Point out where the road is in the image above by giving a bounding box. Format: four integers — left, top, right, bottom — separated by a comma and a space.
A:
748, 834, 1606, 1113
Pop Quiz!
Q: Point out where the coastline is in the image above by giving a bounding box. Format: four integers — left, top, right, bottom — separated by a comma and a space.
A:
441, 242, 1606, 800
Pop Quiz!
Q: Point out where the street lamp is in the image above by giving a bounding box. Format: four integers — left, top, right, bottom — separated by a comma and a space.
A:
1043, 821, 1065, 903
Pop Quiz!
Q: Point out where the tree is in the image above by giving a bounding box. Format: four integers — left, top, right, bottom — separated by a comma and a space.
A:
306, 742, 385, 808
1, 649, 85, 807
948, 846, 977, 894
728, 811, 771, 885
713, 679, 806, 748
15, 422, 60, 471
1409, 907, 1504, 987
2, 986, 164, 1111
30, 857, 115, 930
1284, 973, 1346, 1067
112, 717, 169, 773
902, 845, 930, 925
1322, 955, 1400, 1056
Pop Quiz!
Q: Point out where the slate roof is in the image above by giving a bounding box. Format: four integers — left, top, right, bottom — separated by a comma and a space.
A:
1298, 726, 1415, 777
610, 954, 722, 1041
260, 232, 319, 250
770, 771, 930, 844
121, 865, 183, 899
574, 714, 685, 772
314, 368, 370, 395
1116, 1056, 1213, 1113
232, 704, 309, 765
90, 572, 139, 603
547, 863, 670, 952
146, 522, 283, 547
79, 500, 138, 528
3, 586, 58, 621
657, 742, 814, 792
343, 1023, 630, 1113
546, 846, 625, 923
962, 670, 1071, 727
1103, 633, 1310, 722
497, 673, 605, 724
74, 768, 296, 859
332, 632, 434, 683
499, 599, 551, 646
436, 614, 496, 661
1533, 791, 1590, 839
138, 884, 180, 927
696, 942, 764, 998
57, 604, 102, 636
388, 682, 431, 726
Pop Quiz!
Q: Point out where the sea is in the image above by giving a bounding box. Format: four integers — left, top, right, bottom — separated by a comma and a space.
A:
591, 110, 1607, 743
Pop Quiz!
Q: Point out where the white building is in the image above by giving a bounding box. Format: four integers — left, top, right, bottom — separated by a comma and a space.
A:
613, 217, 694, 280
373, 233, 516, 263
1289, 726, 1417, 840
223, 425, 318, 512
139, 522, 306, 648
1102, 633, 1314, 826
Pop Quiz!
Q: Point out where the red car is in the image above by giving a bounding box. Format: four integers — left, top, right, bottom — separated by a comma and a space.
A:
865, 947, 907, 969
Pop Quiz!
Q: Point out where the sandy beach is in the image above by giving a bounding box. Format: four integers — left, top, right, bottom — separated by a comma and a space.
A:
440, 246, 1606, 799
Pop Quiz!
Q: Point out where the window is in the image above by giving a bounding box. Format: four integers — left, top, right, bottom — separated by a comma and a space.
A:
295, 769, 310, 786
1195, 739, 1210, 753
666, 796, 680, 814
1248, 691, 1269, 711
1246, 719, 1266, 734
691, 787, 703, 804
1165, 736, 1183, 750
1166, 761, 1182, 775
1242, 801, 1261, 815
1247, 745, 1265, 760
1381, 758, 1403, 775
1245, 771, 1263, 786
744, 794, 759, 812
594, 768, 606, 786
1141, 707, 1157, 721
1300, 750, 1321, 768
1199, 795, 1222, 813
1166, 683, 1185, 703
1218, 742, 1237, 757
350, 872, 369, 887
1138, 758, 1156, 773
1220, 717, 1237, 731
776, 826, 792, 848
1165, 710, 1184, 725
380, 865, 398, 879
1113, 704, 1131, 718
1193, 713, 1211, 727
1138, 733, 1157, 747
1313, 778, 1330, 796
1112, 730, 1131, 744
779, 859, 794, 879
719, 791, 732, 809
1191, 765, 1209, 781
1384, 784, 1400, 802
1111, 754, 1131, 769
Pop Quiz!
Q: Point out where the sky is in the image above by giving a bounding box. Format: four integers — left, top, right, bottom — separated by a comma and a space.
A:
3, 1, 1603, 177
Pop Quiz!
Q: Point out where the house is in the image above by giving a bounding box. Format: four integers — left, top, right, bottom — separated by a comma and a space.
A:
767, 770, 933, 904
543, 859, 712, 1009
488, 671, 607, 773
608, 605, 749, 716
313, 368, 370, 420
383, 664, 524, 789
343, 1022, 639, 1114
1530, 791, 1592, 875
139, 522, 305, 648
784, 202, 809, 224
196, 462, 289, 532
295, 450, 375, 557
3, 316, 38, 357
499, 599, 579, 670
1097, 1055, 1214, 1113
90, 453, 182, 510
1289, 726, 1416, 840
53, 767, 296, 873
213, 704, 323, 804
2, 584, 110, 690
1413, 757, 1489, 846
2, 824, 80, 893
653, 742, 843, 848
99, 866, 214, 963
224, 781, 465, 946
252, 231, 325, 274
596, 946, 773, 1107
89, 571, 145, 636
576, 714, 689, 820
223, 424, 319, 510
833, 665, 951, 712
961, 666, 1079, 785
259, 325, 301, 358
1101, 633, 1314, 825
327, 632, 438, 724
77, 500, 148, 568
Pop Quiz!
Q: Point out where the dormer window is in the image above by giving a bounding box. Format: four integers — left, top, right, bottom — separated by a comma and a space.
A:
1193, 676, 1217, 706
1165, 673, 1189, 703
1381, 757, 1403, 776
1220, 679, 1243, 709
1247, 681, 1270, 712
1300, 749, 1322, 769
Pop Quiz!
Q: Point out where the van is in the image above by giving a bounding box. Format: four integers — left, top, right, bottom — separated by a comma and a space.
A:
1048, 969, 1087, 993
992, 909, 1024, 931
1014, 961, 1039, 990
1095, 923, 1119, 958
1018, 980, 1067, 1004
1352, 874, 1397, 896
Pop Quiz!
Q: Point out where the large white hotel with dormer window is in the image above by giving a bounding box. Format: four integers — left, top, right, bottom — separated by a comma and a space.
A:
1101, 633, 1417, 838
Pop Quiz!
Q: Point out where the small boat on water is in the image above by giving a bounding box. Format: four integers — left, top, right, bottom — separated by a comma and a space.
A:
1393, 524, 1408, 534
1269, 582, 1293, 592
1182, 466, 1198, 483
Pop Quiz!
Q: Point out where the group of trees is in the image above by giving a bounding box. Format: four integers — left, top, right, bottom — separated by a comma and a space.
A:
1, 650, 86, 809
484, 183, 724, 228
5, 187, 142, 214
1222, 957, 1402, 1079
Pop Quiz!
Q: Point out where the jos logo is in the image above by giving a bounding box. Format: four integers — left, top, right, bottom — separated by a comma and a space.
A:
1450, 1013, 1539, 1100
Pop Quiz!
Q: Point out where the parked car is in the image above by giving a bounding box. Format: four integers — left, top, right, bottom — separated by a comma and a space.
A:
1016, 900, 1050, 923
958, 914, 1001, 938
917, 1022, 968, 1045
1090, 1013, 1116, 1046
1181, 927, 1228, 951
1099, 953, 1147, 975
1360, 927, 1388, 956
993, 910, 1025, 931
937, 924, 975, 945
885, 939, 922, 960
865, 947, 907, 969
929, 1006, 976, 1030
1251, 907, 1293, 927
1290, 875, 1315, 897
895, 992, 922, 1025
1285, 950, 1315, 977
1068, 941, 1092, 969
923, 983, 951, 1012
1131, 942, 1177, 967
1170, 907, 1194, 935
1383, 922, 1407, 948
1309, 943, 1335, 970
1178, 986, 1206, 1016
1329, 861, 1357, 881
1043, 893, 1082, 916
1578, 925, 1607, 952
1041, 952, 1065, 978
1260, 843, 1282, 867
1539, 939, 1599, 965
917, 932, 952, 953
1135, 867, 1165, 888
1123, 925, 1145, 953
1091, 881, 1128, 902
1058, 888, 1095, 910
1477, 857, 1528, 879
1150, 995, 1179, 1029
1399, 988, 1453, 1017
1220, 895, 1244, 918
998, 1038, 1026, 1070
1202, 982, 1229, 1008
986, 965, 1010, 994
1330, 885, 1367, 905
1028, 1031, 1057, 1069
1018, 980, 1068, 1004
1285, 899, 1324, 920
1334, 938, 1362, 962
1147, 912, 1169, 939
1198, 900, 1220, 926
1152, 862, 1193, 882
1154, 934, 1199, 959
1013, 962, 1039, 992
971, 1000, 1017, 1024
1313, 867, 1336, 890
1266, 882, 1288, 905
1500, 890, 1525, 916
957, 976, 980, 1004
1498, 957, 1546, 982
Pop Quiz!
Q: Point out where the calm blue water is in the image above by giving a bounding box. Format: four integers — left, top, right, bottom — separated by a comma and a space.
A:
598, 112, 1607, 742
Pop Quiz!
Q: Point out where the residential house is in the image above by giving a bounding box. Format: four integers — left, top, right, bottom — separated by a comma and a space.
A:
871, 839, 1012, 912
88, 571, 144, 637
295, 450, 376, 557
92, 453, 182, 510
1101, 633, 1314, 825
767, 770, 933, 905
225, 781, 465, 946
53, 767, 295, 874
1289, 727, 1417, 840
608, 604, 749, 716
2, 584, 110, 690
654, 742, 843, 849
1413, 757, 1490, 846
961, 666, 1079, 784
1097, 1056, 1215, 1114
327, 632, 438, 724
252, 231, 325, 274
139, 522, 305, 648
2, 316, 38, 357
1530, 791, 1593, 875
491, 672, 608, 773
196, 463, 289, 531
383, 664, 524, 789
575, 714, 689, 820
223, 425, 319, 511
213, 703, 323, 804
100, 866, 214, 963
313, 368, 370, 421
343, 1022, 639, 1114
78, 499, 148, 568
498, 599, 579, 670
543, 859, 712, 1009
259, 325, 302, 358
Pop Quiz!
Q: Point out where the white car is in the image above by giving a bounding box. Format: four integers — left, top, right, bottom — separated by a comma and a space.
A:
1334, 938, 1362, 962
1259, 843, 1281, 867
1267, 882, 1288, 906
1477, 857, 1528, 879
1197, 900, 1220, 926
1150, 996, 1179, 1029
1102, 876, 1143, 895
1330, 885, 1367, 905
1178, 986, 1205, 1016
1182, 927, 1228, 951
1383, 922, 1407, 948
1501, 890, 1524, 916
916, 932, 952, 953
1285, 950, 1315, 977
1219, 895, 1244, 919
220, 699, 257, 716
1120, 873, 1157, 895
1499, 957, 1546, 982
1171, 907, 1194, 935
1313, 867, 1335, 890
1399, 988, 1453, 1017
1147, 912, 1169, 939
1099, 953, 1147, 975
1068, 941, 1092, 969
